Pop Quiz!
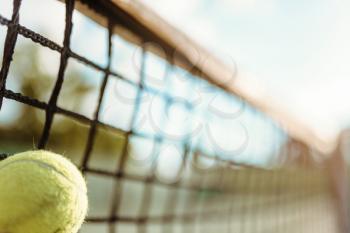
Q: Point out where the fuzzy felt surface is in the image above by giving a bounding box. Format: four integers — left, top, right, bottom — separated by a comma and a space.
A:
0, 150, 88, 233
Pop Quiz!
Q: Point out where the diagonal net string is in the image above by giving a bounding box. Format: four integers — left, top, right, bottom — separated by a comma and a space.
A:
38, 0, 75, 149
81, 19, 115, 172
0, 0, 21, 109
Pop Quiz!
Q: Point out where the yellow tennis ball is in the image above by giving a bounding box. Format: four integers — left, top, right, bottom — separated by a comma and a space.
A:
0, 150, 88, 233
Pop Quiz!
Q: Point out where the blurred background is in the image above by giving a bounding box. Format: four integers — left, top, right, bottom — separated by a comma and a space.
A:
0, 0, 350, 232
141, 0, 350, 142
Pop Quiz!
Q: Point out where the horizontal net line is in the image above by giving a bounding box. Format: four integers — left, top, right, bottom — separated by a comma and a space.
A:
86, 167, 223, 193
2, 88, 327, 174
2, 90, 286, 192
4, 87, 322, 189
0, 14, 193, 110
0, 15, 62, 52
86, 190, 319, 224
86, 166, 327, 196
2, 89, 276, 169
140, 197, 309, 224
2, 89, 183, 144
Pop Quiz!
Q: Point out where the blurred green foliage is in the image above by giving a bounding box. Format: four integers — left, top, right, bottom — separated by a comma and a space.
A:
0, 43, 125, 157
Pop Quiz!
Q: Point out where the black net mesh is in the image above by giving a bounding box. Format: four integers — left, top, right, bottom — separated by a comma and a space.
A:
0, 0, 345, 233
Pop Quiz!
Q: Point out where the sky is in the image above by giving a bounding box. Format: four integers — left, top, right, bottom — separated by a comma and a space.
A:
140, 0, 350, 141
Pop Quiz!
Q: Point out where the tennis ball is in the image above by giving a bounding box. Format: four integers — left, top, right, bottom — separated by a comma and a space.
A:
0, 150, 88, 233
